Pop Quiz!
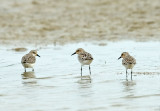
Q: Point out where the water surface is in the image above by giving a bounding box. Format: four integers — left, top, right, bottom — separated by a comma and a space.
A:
0, 41, 160, 111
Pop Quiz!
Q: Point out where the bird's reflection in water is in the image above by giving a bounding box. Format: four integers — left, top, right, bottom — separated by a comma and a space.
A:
77, 76, 92, 88
81, 75, 92, 81
21, 71, 36, 79
21, 71, 37, 85
77, 76, 93, 97
122, 79, 136, 97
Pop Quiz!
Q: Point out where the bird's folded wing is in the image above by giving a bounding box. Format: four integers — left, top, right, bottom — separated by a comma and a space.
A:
21, 54, 36, 63
81, 53, 93, 60
124, 56, 136, 64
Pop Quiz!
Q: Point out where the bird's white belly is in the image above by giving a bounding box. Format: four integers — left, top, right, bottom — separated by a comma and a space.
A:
79, 59, 93, 65
123, 63, 135, 69
22, 63, 34, 68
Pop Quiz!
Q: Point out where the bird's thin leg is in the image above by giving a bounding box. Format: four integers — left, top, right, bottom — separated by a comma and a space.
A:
89, 65, 91, 75
32, 68, 34, 72
25, 68, 26, 72
131, 69, 133, 80
81, 65, 82, 76
126, 69, 128, 78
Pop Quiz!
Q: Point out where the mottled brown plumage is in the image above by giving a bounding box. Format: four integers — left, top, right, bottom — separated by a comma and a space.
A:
72, 48, 93, 76
21, 50, 40, 72
122, 55, 136, 66
118, 52, 136, 80
21, 53, 36, 64
78, 52, 93, 62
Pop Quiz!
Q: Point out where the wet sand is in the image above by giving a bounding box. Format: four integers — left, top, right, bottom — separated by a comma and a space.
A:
0, 42, 160, 111
0, 0, 160, 46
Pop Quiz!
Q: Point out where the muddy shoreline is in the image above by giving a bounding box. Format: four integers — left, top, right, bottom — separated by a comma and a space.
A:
0, 0, 160, 46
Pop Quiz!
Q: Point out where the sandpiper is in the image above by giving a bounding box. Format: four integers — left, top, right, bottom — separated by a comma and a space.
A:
72, 48, 93, 76
118, 52, 136, 80
21, 50, 40, 72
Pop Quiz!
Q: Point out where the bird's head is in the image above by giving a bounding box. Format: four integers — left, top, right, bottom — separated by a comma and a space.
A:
118, 52, 129, 59
71, 48, 85, 56
29, 50, 40, 57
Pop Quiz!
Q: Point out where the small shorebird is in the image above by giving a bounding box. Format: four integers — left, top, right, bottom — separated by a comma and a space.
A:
21, 50, 40, 72
71, 48, 93, 76
118, 52, 136, 80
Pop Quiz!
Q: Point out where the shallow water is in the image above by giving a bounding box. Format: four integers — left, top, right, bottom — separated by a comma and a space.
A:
0, 41, 160, 111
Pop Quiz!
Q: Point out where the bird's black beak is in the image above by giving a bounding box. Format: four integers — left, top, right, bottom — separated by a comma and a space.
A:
37, 54, 40, 57
118, 56, 121, 60
71, 52, 76, 56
